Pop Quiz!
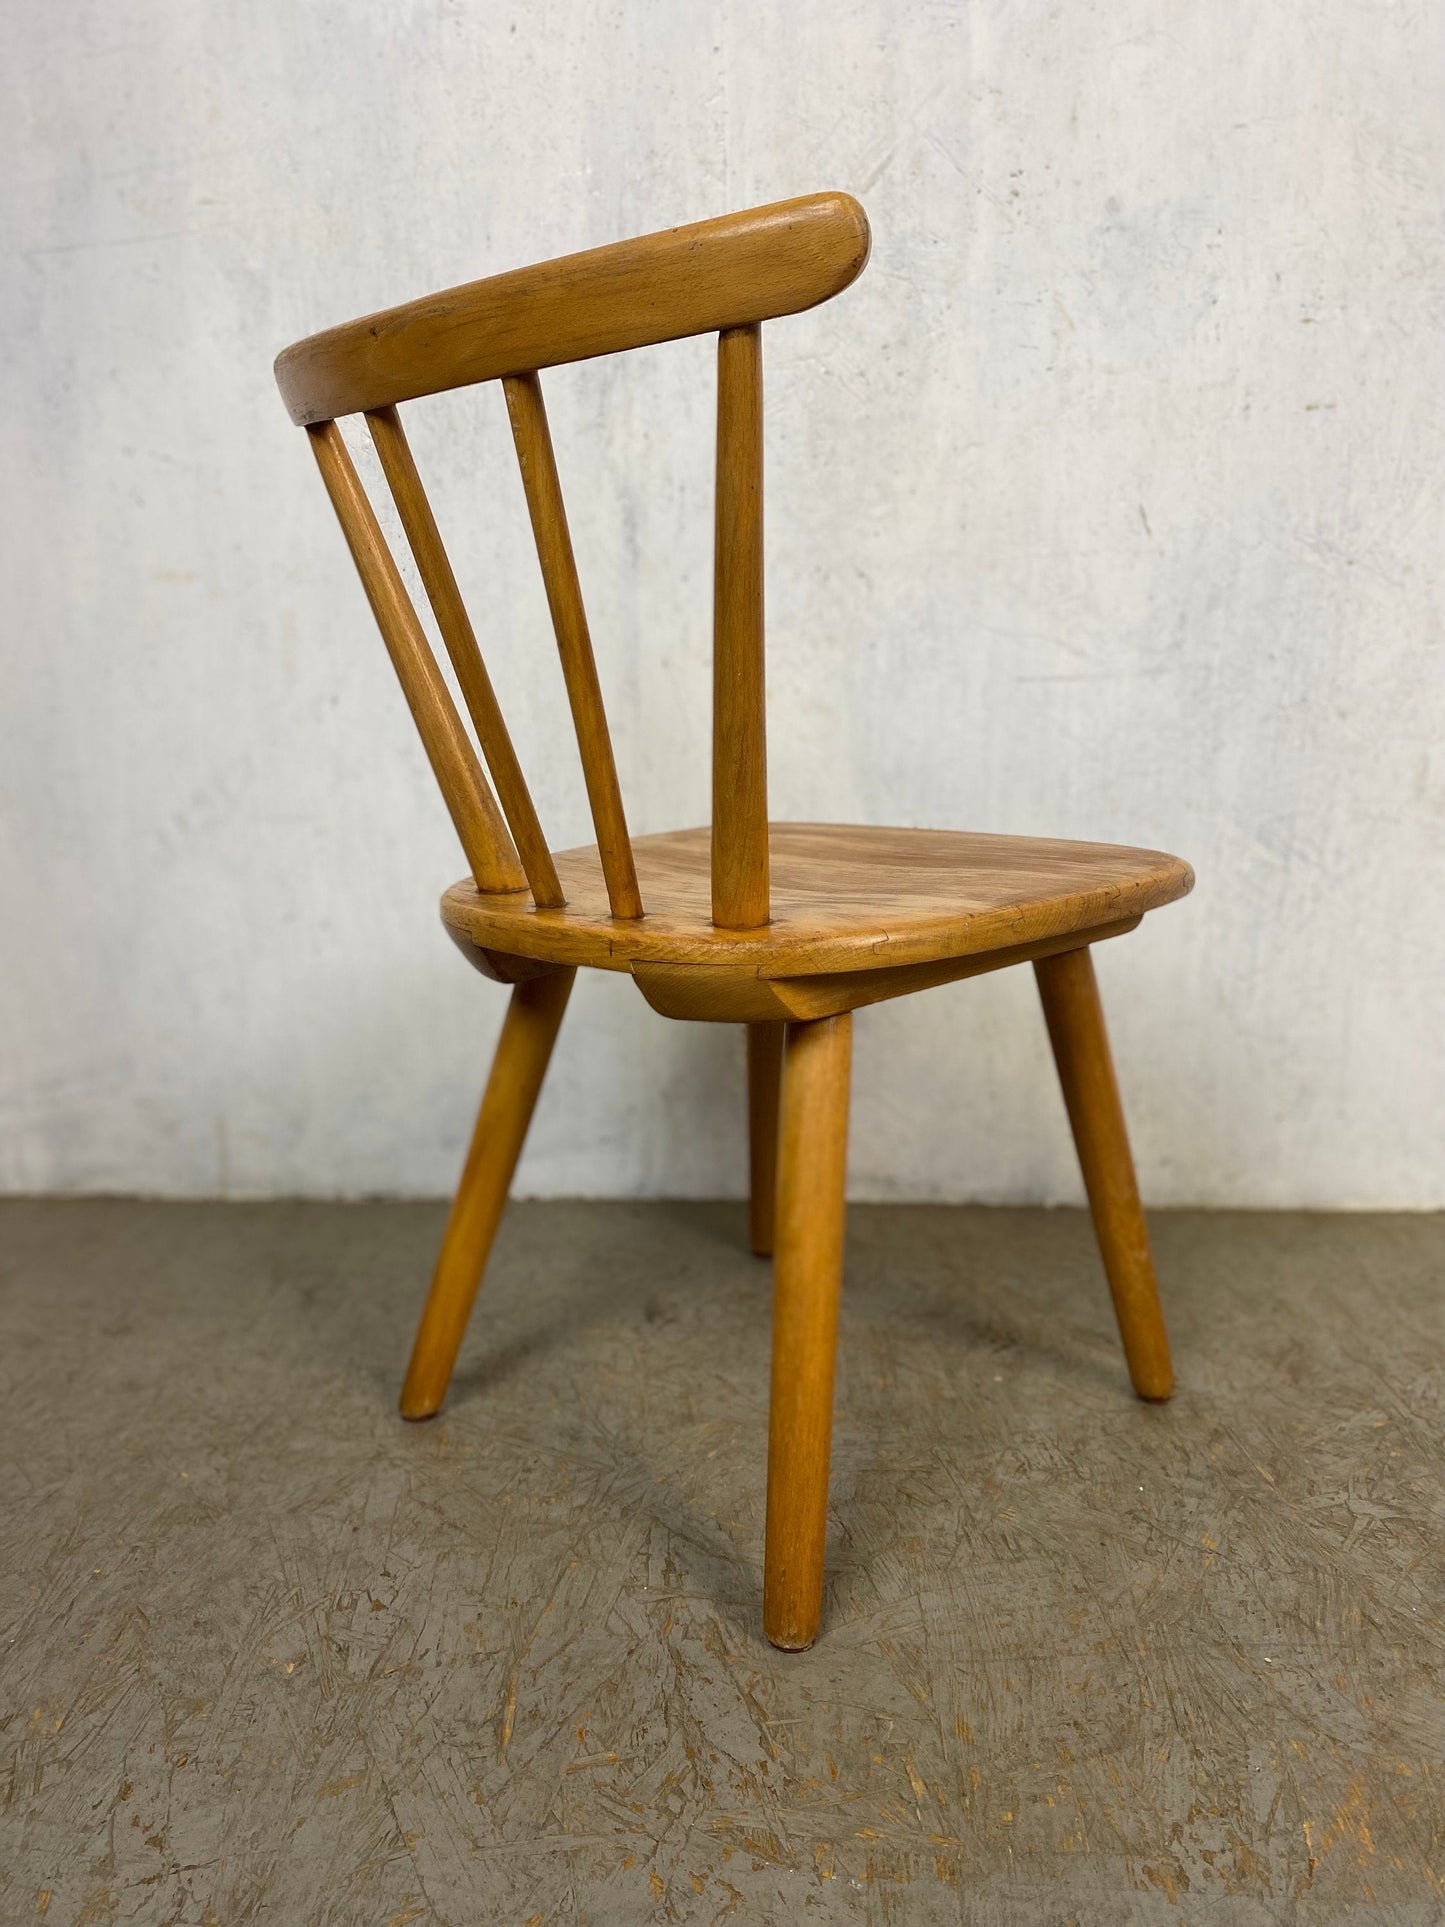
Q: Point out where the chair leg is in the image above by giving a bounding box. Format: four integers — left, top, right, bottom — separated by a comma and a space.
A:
764, 1012, 852, 1650
1033, 946, 1174, 1401
399, 965, 575, 1420
746, 1021, 784, 1256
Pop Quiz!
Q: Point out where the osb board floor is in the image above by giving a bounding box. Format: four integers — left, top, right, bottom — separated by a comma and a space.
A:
0, 1202, 1441, 1926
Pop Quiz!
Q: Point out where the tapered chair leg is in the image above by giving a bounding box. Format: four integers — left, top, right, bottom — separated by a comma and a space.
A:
1033, 946, 1173, 1401
400, 966, 576, 1420
746, 1021, 784, 1256
764, 1011, 852, 1650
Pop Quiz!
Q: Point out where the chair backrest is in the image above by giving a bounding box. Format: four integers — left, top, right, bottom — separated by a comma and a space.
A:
274, 191, 871, 928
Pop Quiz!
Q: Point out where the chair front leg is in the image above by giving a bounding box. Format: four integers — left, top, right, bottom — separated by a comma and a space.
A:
764, 1011, 852, 1650
1033, 945, 1173, 1401
400, 965, 576, 1420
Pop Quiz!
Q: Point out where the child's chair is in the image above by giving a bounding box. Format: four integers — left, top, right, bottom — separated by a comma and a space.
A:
274, 193, 1192, 1649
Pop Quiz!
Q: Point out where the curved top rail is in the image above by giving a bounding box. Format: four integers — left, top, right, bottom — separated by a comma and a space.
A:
274, 191, 870, 425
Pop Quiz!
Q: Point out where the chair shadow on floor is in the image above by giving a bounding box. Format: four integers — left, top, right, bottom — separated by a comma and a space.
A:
383, 1197, 1171, 1639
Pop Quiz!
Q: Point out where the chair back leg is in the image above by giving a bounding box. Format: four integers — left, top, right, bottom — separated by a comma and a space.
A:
1033, 946, 1174, 1401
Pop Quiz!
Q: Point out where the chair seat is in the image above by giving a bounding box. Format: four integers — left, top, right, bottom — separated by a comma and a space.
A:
440, 823, 1193, 981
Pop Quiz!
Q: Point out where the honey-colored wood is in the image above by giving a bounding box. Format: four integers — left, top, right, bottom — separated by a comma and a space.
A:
275, 193, 870, 425
633, 918, 1141, 1022
400, 966, 576, 1420
1034, 946, 1174, 1402
746, 1023, 784, 1256
365, 404, 563, 907
764, 1012, 852, 1650
306, 421, 525, 895
503, 372, 643, 920
712, 324, 769, 929
443, 928, 559, 984
441, 823, 1192, 977
279, 191, 1194, 1647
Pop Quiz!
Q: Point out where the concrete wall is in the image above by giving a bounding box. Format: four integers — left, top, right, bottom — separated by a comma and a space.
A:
4, 1, 1441, 1206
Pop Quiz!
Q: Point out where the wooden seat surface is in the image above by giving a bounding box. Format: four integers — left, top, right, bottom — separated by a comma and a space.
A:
441, 822, 1193, 975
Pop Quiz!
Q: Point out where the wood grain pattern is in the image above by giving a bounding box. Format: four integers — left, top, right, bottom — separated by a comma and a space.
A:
746, 1023, 784, 1256
307, 421, 525, 894
274, 192, 870, 424
712, 324, 769, 928
765, 1013, 853, 1650
365, 404, 563, 907
444, 928, 561, 985
400, 966, 575, 1419
503, 372, 643, 920
440, 823, 1193, 975
1035, 945, 1174, 1401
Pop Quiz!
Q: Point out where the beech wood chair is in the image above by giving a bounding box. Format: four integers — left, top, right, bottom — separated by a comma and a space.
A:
274, 191, 1193, 1650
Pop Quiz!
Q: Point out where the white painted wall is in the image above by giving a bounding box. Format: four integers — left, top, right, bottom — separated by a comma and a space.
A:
3, 1, 1441, 1206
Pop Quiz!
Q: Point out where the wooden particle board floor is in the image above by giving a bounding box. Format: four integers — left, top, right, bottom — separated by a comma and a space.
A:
0, 1199, 1441, 1924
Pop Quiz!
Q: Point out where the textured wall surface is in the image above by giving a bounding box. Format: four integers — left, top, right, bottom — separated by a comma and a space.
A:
3, 2, 1441, 1204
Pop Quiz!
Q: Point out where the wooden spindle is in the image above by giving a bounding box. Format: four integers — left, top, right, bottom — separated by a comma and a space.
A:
712, 323, 769, 929
503, 372, 643, 920
307, 421, 525, 895
366, 405, 564, 907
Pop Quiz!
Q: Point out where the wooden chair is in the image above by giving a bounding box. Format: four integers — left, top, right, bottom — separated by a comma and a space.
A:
274, 192, 1192, 1650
